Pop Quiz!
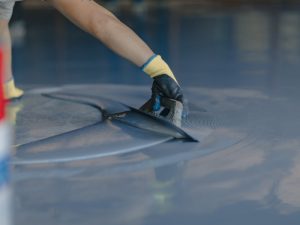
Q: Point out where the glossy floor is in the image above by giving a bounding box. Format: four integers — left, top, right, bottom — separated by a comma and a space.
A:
10, 3, 300, 225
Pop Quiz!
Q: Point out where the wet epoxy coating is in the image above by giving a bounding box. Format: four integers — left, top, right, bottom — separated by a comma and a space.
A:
11, 3, 300, 225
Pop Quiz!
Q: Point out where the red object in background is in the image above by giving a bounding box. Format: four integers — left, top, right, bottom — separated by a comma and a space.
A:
0, 47, 5, 121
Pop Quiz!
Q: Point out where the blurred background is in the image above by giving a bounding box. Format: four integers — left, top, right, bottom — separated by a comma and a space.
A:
9, 0, 300, 91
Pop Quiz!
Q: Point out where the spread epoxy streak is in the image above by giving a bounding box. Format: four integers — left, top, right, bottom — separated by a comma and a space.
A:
13, 88, 199, 165
44, 92, 197, 141
13, 121, 173, 165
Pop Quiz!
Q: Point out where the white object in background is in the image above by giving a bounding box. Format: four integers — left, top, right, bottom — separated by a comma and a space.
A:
0, 122, 11, 225
0, 46, 12, 225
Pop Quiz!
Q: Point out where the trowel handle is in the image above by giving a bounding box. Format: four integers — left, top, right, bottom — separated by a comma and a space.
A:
160, 97, 183, 127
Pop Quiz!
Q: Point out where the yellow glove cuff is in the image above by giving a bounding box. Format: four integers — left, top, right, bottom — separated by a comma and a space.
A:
4, 79, 24, 100
142, 55, 178, 84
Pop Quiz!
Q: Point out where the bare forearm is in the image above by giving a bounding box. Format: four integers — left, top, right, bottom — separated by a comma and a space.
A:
49, 0, 154, 67
0, 20, 13, 81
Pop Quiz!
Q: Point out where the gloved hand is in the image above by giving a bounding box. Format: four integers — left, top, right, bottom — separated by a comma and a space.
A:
151, 74, 189, 118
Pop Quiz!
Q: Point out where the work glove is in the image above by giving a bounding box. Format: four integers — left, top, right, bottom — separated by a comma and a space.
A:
150, 74, 189, 118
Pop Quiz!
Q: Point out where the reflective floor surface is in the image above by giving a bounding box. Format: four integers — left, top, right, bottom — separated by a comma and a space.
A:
10, 2, 300, 225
